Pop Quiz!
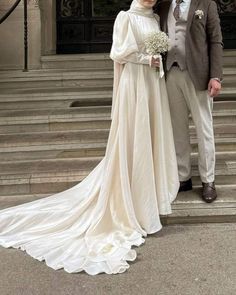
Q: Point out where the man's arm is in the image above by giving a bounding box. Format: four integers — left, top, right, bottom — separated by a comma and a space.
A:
206, 1, 223, 96
206, 0, 223, 81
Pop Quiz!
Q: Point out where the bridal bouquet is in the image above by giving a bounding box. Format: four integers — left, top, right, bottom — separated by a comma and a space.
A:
145, 31, 170, 56
145, 32, 170, 72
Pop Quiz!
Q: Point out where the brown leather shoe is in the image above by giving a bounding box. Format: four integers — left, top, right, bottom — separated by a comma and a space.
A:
179, 179, 192, 193
202, 182, 217, 203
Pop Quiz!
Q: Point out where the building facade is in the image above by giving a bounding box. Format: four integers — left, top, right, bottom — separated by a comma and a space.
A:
0, 0, 236, 69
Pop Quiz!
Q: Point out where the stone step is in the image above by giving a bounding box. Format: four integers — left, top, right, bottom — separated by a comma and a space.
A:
0, 85, 113, 95
222, 68, 236, 86
0, 70, 113, 90
41, 53, 113, 70
0, 159, 99, 196
222, 50, 236, 67
0, 102, 235, 133
0, 138, 236, 161
0, 68, 112, 78
40, 51, 236, 69
215, 87, 236, 101
0, 91, 113, 110
0, 156, 235, 196
0, 84, 234, 106
0, 137, 235, 162
0, 106, 112, 134
1, 150, 234, 172
0, 157, 102, 176
0, 193, 51, 210
1, 186, 236, 224
0, 105, 111, 125
0, 106, 111, 119
0, 129, 109, 148
210, 113, 236, 125
0, 121, 235, 146
0, 91, 233, 114
0, 67, 234, 90
0, 99, 234, 115
162, 185, 236, 224
213, 100, 236, 111
0, 89, 112, 101
0, 116, 111, 134
0, 86, 234, 111
0, 142, 107, 161
0, 172, 234, 197
1, 114, 235, 135
192, 138, 236, 153
0, 151, 235, 176
190, 124, 236, 139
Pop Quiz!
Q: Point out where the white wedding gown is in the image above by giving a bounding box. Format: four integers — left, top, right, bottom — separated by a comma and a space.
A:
0, 8, 179, 275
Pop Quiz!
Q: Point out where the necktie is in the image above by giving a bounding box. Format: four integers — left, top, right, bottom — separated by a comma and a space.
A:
173, 0, 183, 21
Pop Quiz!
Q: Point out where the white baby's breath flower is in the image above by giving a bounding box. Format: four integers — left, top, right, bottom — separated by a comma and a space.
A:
145, 31, 169, 75
145, 31, 170, 57
195, 10, 204, 19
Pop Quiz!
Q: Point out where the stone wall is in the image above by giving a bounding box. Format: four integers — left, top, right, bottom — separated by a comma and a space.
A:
40, 0, 56, 55
0, 0, 42, 70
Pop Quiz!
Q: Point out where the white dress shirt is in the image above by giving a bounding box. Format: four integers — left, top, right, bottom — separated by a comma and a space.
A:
169, 0, 192, 22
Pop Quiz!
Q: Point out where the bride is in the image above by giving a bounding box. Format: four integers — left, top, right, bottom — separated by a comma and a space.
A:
0, 0, 179, 275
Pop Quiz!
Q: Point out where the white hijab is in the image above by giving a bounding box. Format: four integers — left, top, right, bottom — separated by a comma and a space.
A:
129, 0, 154, 17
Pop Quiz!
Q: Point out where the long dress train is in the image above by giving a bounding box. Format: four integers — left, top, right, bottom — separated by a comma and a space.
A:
0, 4, 179, 275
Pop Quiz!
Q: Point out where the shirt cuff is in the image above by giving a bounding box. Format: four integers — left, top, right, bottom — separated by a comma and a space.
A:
211, 78, 222, 83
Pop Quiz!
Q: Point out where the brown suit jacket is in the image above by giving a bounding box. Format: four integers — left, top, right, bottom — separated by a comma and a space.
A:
157, 0, 223, 90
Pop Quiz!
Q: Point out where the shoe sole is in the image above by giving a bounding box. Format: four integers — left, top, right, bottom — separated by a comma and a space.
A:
202, 196, 217, 203
178, 187, 193, 193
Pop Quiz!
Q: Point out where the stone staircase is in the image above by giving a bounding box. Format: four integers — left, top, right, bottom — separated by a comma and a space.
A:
0, 51, 235, 223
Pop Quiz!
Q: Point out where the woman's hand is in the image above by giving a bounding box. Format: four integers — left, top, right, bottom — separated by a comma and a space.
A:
151, 56, 160, 68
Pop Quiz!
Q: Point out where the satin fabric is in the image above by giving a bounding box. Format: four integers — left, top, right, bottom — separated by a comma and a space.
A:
0, 3, 179, 275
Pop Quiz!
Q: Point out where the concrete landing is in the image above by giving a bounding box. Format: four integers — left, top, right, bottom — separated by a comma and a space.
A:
0, 223, 235, 295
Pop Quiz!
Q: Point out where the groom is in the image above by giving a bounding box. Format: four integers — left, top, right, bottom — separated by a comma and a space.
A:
157, 0, 223, 203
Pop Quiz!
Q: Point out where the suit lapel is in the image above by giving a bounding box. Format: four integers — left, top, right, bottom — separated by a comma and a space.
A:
186, 0, 200, 32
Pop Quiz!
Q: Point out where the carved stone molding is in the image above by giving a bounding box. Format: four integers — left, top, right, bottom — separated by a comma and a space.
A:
216, 0, 236, 13
93, 0, 130, 16
59, 0, 84, 18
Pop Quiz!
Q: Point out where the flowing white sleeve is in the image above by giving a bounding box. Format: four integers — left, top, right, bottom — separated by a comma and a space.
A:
110, 11, 151, 65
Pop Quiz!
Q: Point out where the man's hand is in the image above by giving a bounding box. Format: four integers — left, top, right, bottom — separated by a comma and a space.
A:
151, 56, 160, 68
208, 78, 221, 97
